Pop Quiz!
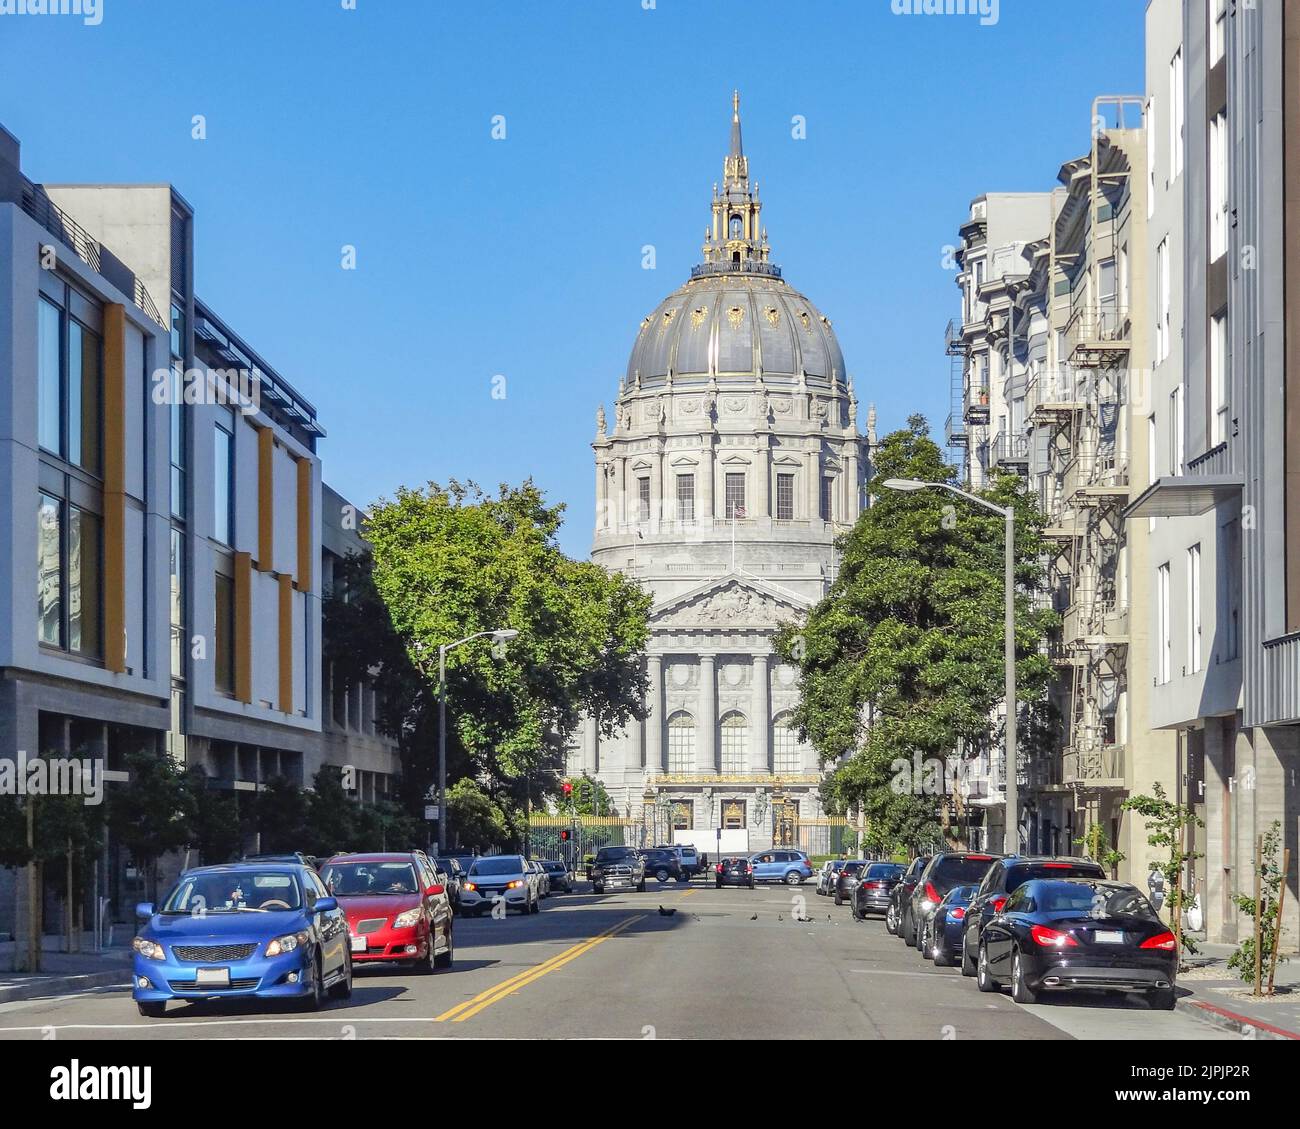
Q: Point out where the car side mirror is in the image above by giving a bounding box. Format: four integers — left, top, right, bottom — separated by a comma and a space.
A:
135, 902, 155, 921
313, 896, 338, 914
427, 884, 444, 897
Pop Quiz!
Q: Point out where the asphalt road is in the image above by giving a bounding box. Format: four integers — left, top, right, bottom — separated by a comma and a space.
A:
0, 882, 1233, 1040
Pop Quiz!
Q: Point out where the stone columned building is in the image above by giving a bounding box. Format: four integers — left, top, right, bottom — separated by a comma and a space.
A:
573, 95, 873, 851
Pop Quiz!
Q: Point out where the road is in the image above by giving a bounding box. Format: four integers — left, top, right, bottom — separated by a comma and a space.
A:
0, 882, 1233, 1040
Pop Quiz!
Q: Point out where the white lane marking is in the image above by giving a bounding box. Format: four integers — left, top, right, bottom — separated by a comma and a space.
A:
847, 969, 964, 979
0, 1015, 464, 1034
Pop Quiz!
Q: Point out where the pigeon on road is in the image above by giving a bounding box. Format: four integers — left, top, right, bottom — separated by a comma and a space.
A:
658, 905, 676, 917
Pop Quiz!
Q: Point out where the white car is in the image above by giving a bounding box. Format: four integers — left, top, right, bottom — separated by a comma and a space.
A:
460, 855, 539, 916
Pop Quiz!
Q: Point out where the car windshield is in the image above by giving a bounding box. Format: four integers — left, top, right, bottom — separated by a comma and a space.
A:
843, 861, 867, 874
321, 861, 420, 895
932, 856, 997, 886
865, 864, 903, 880
1008, 862, 1105, 889
596, 849, 632, 861
435, 859, 461, 874
469, 857, 525, 876
163, 871, 301, 913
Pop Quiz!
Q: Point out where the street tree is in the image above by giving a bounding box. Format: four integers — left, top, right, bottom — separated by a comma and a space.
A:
775, 417, 1056, 853
106, 747, 195, 901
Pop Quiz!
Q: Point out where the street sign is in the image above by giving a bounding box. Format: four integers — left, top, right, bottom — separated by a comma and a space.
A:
424, 805, 441, 821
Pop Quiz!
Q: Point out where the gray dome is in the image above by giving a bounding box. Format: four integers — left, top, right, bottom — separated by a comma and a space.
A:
626, 273, 845, 388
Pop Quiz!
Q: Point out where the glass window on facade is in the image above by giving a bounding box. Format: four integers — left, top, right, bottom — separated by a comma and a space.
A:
725, 472, 746, 519
214, 572, 236, 694
776, 473, 795, 520
214, 422, 234, 545
638, 476, 651, 523
37, 494, 62, 646
68, 505, 102, 657
720, 712, 748, 774
169, 527, 185, 678
38, 298, 62, 454
675, 474, 694, 522
668, 712, 695, 774
773, 715, 801, 775
68, 319, 102, 474
170, 383, 187, 519
820, 476, 834, 522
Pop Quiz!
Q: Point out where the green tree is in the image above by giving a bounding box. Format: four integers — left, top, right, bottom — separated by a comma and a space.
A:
362, 480, 651, 816
106, 748, 195, 901
185, 768, 244, 865
1122, 781, 1203, 963
1227, 820, 1289, 990
445, 778, 509, 852
305, 766, 360, 857
775, 417, 1056, 853
253, 776, 310, 855
563, 774, 613, 816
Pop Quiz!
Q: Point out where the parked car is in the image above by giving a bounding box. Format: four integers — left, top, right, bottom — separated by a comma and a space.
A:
591, 846, 646, 894
538, 858, 572, 893
851, 862, 906, 920
132, 862, 351, 1017
749, 849, 813, 885
903, 852, 1000, 949
715, 856, 755, 888
640, 847, 685, 883
816, 860, 846, 896
460, 855, 540, 915
433, 857, 465, 911
320, 852, 454, 974
833, 860, 870, 906
885, 856, 930, 936
919, 883, 978, 966
959, 856, 1108, 976
977, 879, 1178, 1008
241, 852, 320, 870
655, 844, 702, 879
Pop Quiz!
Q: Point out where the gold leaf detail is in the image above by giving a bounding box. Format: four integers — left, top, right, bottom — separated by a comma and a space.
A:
727, 305, 745, 328
691, 307, 708, 329
799, 311, 812, 333
662, 308, 677, 325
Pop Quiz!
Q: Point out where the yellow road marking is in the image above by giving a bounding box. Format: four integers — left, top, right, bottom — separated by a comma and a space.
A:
680, 889, 697, 898
434, 915, 645, 1023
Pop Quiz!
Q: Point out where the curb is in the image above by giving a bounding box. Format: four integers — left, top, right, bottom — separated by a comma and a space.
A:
1177, 995, 1300, 1041
0, 969, 128, 1005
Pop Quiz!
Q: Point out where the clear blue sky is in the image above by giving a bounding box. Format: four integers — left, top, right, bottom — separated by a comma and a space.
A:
0, 0, 1144, 557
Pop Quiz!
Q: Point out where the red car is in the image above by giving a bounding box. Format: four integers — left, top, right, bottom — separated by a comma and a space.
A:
320, 852, 454, 973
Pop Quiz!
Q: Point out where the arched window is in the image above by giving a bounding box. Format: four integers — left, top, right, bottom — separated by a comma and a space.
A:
720, 712, 748, 774
773, 714, 801, 775
729, 214, 743, 239
667, 712, 695, 774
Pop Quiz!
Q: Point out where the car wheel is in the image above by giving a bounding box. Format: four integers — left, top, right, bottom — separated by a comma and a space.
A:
136, 1001, 166, 1018
933, 938, 951, 967
656, 868, 670, 883
435, 926, 454, 968
851, 900, 862, 921
1010, 949, 1038, 1004
1150, 986, 1176, 1010
784, 871, 802, 886
302, 952, 326, 1011
416, 933, 438, 973
748, 878, 755, 889
530, 894, 540, 914
834, 891, 843, 906
960, 931, 977, 976
976, 942, 999, 993
637, 878, 646, 892
329, 950, 354, 999
901, 909, 915, 946
593, 883, 604, 894
885, 904, 899, 935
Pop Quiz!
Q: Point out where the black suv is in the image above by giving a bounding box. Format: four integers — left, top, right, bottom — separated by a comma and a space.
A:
885, 856, 930, 936
639, 848, 685, 884
902, 851, 1000, 949
958, 856, 1108, 976
591, 846, 647, 893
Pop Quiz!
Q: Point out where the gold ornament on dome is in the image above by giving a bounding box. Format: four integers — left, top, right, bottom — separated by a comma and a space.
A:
662, 308, 677, 326
821, 314, 833, 329
691, 307, 708, 329
641, 316, 651, 329
727, 305, 745, 328
799, 311, 812, 333
764, 306, 780, 327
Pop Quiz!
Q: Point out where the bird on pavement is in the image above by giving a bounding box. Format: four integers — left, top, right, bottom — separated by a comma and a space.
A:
795, 914, 812, 923
658, 905, 676, 917
749, 913, 758, 921
777, 913, 783, 921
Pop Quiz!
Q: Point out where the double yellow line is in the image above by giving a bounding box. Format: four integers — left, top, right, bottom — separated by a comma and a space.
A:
435, 914, 646, 1023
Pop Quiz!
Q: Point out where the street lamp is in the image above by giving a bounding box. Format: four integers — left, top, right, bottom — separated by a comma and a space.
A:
880, 478, 1019, 854
437, 628, 519, 853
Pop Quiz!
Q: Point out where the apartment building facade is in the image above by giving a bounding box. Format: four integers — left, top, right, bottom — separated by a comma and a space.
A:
1127, 0, 1298, 948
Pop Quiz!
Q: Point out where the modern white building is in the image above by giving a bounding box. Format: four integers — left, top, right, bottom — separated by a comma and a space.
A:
573, 95, 872, 851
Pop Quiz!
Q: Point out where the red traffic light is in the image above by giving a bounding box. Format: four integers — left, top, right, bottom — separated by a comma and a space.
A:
562, 782, 573, 796
560, 829, 571, 842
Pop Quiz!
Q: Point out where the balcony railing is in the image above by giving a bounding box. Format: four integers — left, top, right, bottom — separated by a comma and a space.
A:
991, 430, 1031, 468
1062, 599, 1129, 646
1061, 741, 1126, 788
690, 260, 782, 280
1065, 303, 1131, 363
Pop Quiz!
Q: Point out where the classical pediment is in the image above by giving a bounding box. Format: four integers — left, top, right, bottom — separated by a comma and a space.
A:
649, 573, 809, 630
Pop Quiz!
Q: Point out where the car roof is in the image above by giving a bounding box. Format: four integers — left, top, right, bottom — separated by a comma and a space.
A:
181, 863, 304, 876
324, 853, 422, 864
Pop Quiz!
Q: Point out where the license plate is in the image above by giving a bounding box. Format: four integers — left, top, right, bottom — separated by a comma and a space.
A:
350, 936, 367, 953
195, 967, 230, 987
1094, 930, 1124, 944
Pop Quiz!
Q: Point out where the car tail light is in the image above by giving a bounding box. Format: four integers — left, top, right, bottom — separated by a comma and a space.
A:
1042, 862, 1074, 869
948, 906, 966, 920
965, 855, 994, 862
925, 882, 940, 904
866, 881, 884, 890
716, 864, 723, 873
990, 896, 1008, 913
1141, 931, 1177, 950
1030, 924, 1078, 948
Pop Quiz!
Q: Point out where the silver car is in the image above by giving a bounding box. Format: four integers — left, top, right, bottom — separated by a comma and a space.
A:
461, 855, 539, 916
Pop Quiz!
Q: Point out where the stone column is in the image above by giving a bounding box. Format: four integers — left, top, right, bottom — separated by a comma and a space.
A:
805, 446, 820, 520
754, 438, 771, 521
649, 447, 662, 535
583, 712, 598, 775
595, 459, 607, 528
751, 653, 770, 773
646, 654, 664, 775
700, 439, 715, 528
845, 445, 859, 522
613, 457, 626, 530
697, 654, 717, 773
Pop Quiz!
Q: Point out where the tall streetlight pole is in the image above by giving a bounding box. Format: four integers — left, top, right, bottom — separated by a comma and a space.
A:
881, 479, 1018, 854
436, 628, 519, 854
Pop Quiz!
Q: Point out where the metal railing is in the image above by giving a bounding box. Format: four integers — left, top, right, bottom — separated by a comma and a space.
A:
690, 260, 782, 280
1065, 303, 1131, 359
1061, 741, 1125, 786
991, 430, 1030, 466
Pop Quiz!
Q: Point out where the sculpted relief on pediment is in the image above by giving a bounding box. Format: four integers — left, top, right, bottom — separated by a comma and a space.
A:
653, 581, 800, 628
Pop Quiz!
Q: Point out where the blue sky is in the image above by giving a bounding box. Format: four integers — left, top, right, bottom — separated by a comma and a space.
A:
0, 0, 1144, 556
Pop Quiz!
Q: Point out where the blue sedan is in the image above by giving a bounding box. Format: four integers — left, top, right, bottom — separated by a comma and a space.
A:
132, 863, 352, 1017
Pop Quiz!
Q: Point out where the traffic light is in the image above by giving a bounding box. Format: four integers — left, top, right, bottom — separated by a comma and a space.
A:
560, 829, 572, 842
562, 781, 574, 797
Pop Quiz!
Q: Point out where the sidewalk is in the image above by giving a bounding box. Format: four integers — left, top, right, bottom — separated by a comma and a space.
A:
1176, 943, 1300, 1040
0, 937, 132, 1004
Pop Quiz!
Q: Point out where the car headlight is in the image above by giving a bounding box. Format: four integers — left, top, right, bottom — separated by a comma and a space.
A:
133, 937, 165, 961
392, 908, 422, 930
506, 880, 524, 889
265, 930, 310, 957
464, 882, 477, 892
